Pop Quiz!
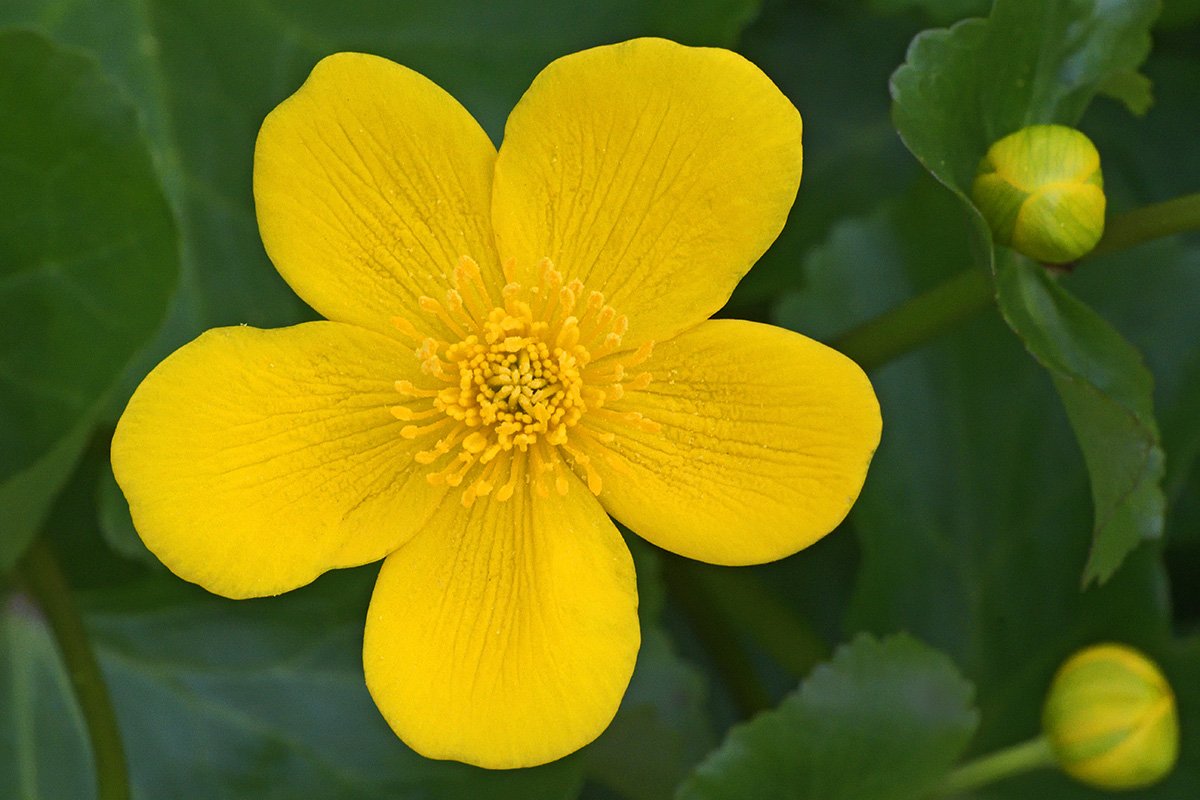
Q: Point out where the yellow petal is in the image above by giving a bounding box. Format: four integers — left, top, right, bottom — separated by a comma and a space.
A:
254, 52, 503, 342
111, 322, 448, 598
492, 38, 803, 348
363, 462, 639, 769
578, 320, 880, 565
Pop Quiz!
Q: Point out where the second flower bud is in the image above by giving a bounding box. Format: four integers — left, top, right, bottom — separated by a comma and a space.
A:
972, 124, 1106, 264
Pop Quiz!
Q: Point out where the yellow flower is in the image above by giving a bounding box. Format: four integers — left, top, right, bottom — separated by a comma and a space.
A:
111, 38, 881, 769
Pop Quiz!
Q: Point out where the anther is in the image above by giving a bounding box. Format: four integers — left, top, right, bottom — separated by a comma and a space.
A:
628, 372, 652, 390
390, 405, 441, 421
391, 316, 423, 341
625, 340, 655, 367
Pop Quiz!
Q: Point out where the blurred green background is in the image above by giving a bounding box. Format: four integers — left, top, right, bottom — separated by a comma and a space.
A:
1, 0, 1198, 798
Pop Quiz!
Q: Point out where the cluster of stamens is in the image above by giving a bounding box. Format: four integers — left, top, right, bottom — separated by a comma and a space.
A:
389, 256, 659, 507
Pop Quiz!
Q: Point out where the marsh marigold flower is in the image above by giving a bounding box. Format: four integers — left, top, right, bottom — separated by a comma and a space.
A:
112, 38, 881, 769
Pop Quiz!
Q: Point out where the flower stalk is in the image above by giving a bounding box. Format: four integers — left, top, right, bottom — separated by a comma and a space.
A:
933, 735, 1057, 797
833, 191, 1200, 371
1090, 190, 1200, 259
677, 559, 830, 680
17, 539, 129, 800
833, 268, 993, 371
661, 556, 773, 716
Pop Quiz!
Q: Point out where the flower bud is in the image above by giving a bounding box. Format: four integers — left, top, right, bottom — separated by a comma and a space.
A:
1042, 643, 1179, 790
972, 124, 1105, 264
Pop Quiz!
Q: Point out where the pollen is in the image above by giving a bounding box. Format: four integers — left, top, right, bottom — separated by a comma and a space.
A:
390, 256, 657, 506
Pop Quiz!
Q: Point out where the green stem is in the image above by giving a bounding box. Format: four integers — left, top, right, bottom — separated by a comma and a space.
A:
680, 560, 829, 679
934, 736, 1058, 797
832, 268, 993, 371
660, 556, 773, 717
831, 191, 1200, 370
18, 540, 129, 800
1090, 191, 1200, 259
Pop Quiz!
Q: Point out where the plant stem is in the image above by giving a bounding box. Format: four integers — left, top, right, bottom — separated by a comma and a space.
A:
832, 268, 993, 371
934, 736, 1058, 797
660, 556, 773, 717
831, 191, 1200, 370
1090, 191, 1200, 259
680, 560, 829, 679
18, 539, 129, 800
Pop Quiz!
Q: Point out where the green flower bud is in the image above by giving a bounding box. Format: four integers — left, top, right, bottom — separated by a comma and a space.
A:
1042, 643, 1179, 791
972, 124, 1106, 264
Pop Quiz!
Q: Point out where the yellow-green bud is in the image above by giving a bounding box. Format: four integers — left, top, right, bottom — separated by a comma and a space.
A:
1042, 643, 1179, 791
972, 124, 1106, 264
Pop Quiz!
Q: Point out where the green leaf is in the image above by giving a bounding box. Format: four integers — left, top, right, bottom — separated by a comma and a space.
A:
81, 572, 583, 800
0, 592, 95, 800
643, 0, 763, 47
732, 2, 921, 306
677, 634, 979, 800
1078, 44, 1200, 515
889, 0, 1166, 583
868, 0, 989, 25
1159, 0, 1200, 27
994, 255, 1164, 583
0, 30, 178, 571
1098, 69, 1154, 116
96, 463, 158, 567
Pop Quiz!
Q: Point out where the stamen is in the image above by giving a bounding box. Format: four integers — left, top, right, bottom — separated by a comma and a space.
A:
561, 440, 604, 496
390, 256, 661, 503
624, 340, 655, 368
390, 405, 441, 422
415, 300, 467, 349
454, 258, 491, 325
458, 255, 496, 307
442, 290, 476, 337
428, 453, 470, 486
446, 452, 479, 487
556, 318, 581, 350
576, 291, 604, 333
395, 380, 441, 398
391, 316, 423, 341
466, 453, 505, 501
416, 424, 469, 466
572, 425, 631, 473
590, 332, 624, 361
591, 407, 662, 434
402, 416, 454, 441
529, 443, 551, 498
627, 372, 652, 390
584, 364, 625, 384
496, 452, 524, 501
549, 285, 579, 334
579, 306, 616, 346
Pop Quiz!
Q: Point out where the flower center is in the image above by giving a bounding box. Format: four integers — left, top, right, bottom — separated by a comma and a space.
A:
389, 256, 657, 507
